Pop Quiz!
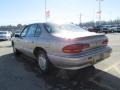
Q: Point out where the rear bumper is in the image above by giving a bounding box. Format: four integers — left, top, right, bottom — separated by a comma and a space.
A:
48, 46, 112, 70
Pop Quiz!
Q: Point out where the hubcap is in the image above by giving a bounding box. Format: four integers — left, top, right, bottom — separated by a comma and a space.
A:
38, 54, 47, 70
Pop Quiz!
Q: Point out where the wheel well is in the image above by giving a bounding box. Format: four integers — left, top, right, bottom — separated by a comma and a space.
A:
33, 47, 47, 57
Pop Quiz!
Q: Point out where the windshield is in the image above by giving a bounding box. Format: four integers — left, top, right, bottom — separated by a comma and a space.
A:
0, 32, 7, 34
45, 23, 88, 33
15, 31, 21, 33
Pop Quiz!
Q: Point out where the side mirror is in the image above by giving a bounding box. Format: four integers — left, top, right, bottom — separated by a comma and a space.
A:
15, 34, 20, 38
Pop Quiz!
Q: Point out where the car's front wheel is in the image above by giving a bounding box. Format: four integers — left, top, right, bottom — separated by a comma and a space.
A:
37, 50, 54, 74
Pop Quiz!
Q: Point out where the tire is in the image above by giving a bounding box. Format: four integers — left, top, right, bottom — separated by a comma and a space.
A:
37, 50, 54, 74
12, 43, 19, 55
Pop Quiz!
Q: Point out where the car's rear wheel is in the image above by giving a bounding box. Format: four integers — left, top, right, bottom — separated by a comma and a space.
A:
12, 43, 19, 55
37, 50, 54, 74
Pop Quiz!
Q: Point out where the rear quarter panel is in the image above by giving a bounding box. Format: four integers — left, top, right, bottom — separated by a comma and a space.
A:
36, 31, 74, 56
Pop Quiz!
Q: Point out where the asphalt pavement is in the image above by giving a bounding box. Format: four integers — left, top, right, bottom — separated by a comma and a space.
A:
0, 33, 120, 90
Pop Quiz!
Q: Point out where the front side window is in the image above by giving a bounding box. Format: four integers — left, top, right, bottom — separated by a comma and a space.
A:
20, 27, 29, 37
26, 24, 37, 37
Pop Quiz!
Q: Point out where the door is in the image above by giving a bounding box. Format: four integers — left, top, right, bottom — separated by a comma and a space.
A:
23, 24, 38, 57
15, 26, 29, 52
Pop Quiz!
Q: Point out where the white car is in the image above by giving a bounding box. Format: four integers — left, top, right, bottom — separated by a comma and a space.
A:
0, 31, 11, 40
109, 26, 120, 33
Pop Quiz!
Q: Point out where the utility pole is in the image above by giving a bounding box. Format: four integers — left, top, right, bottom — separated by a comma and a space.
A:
45, 0, 47, 22
79, 13, 82, 26
97, 0, 103, 25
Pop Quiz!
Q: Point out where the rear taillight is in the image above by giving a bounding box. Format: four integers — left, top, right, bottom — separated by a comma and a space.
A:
102, 39, 108, 45
63, 44, 90, 53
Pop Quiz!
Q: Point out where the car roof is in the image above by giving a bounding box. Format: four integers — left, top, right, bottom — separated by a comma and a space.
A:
27, 23, 44, 25
27, 22, 53, 26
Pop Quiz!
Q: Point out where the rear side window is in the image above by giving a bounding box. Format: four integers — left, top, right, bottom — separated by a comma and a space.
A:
44, 24, 52, 33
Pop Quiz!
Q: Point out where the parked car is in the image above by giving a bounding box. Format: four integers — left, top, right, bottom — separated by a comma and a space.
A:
0, 31, 11, 40
15, 30, 21, 35
12, 23, 112, 73
100, 25, 112, 33
109, 26, 120, 33
117, 26, 120, 32
88, 26, 101, 33
12, 30, 21, 37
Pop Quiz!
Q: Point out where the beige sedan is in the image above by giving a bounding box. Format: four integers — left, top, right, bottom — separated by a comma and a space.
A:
12, 23, 112, 73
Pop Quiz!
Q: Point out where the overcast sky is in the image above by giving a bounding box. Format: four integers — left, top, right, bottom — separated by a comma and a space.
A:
0, 0, 119, 25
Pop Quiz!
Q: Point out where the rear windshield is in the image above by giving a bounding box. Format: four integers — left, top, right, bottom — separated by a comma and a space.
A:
0, 32, 7, 34
44, 23, 88, 33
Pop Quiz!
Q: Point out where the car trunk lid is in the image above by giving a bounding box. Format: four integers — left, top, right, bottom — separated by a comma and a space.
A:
52, 31, 107, 52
